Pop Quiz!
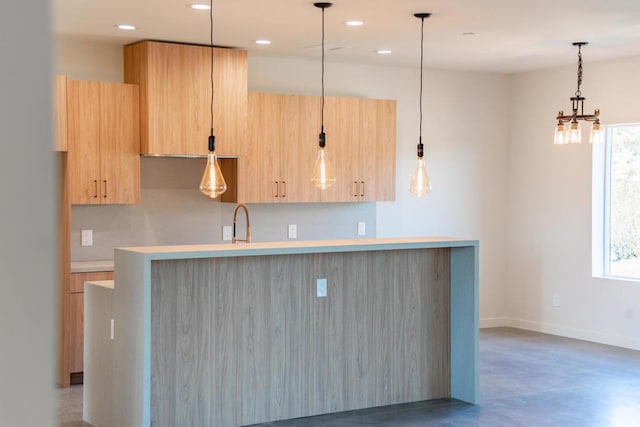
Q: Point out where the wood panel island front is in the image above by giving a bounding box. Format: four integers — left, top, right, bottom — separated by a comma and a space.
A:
105, 237, 478, 426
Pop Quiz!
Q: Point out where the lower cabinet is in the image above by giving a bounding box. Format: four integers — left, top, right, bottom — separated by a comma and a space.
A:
67, 270, 114, 384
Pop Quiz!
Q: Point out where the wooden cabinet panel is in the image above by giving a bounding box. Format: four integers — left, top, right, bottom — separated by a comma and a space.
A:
124, 41, 247, 156
358, 98, 396, 201
99, 82, 140, 204
67, 81, 101, 204
241, 93, 321, 203
321, 96, 359, 202
242, 93, 395, 203
67, 80, 140, 205
318, 96, 396, 202
69, 293, 84, 374
54, 75, 68, 151
243, 92, 281, 203
280, 95, 321, 203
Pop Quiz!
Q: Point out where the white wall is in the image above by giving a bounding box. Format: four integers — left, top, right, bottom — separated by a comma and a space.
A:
57, 38, 511, 327
1, 1, 55, 426
507, 55, 640, 350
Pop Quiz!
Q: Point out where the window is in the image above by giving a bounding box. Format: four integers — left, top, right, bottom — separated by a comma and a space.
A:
593, 124, 640, 280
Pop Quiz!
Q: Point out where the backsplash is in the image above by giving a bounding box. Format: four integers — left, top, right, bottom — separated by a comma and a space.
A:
70, 157, 376, 261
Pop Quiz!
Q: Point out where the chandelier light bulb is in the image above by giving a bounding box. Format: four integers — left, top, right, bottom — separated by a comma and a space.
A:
554, 121, 568, 145
567, 120, 582, 144
590, 121, 605, 144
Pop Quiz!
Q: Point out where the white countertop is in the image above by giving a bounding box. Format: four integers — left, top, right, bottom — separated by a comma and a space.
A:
116, 237, 478, 261
85, 279, 115, 290
71, 260, 114, 273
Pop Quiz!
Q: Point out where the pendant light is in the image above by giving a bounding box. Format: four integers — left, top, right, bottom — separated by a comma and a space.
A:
553, 42, 603, 145
409, 12, 432, 197
199, 0, 227, 198
310, 2, 336, 190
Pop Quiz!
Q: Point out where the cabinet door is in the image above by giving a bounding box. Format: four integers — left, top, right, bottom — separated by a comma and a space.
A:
358, 98, 396, 202
67, 80, 102, 204
320, 96, 360, 202
280, 95, 322, 203
54, 75, 68, 152
99, 82, 140, 204
242, 93, 282, 203
125, 41, 247, 156
69, 293, 84, 374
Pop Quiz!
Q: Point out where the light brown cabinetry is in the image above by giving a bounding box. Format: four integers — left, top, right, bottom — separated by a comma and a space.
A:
322, 97, 396, 202
54, 75, 68, 151
241, 93, 320, 203
65, 270, 114, 384
124, 40, 247, 156
67, 80, 140, 204
242, 93, 396, 203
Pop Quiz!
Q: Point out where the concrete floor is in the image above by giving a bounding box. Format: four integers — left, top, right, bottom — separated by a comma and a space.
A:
57, 327, 640, 426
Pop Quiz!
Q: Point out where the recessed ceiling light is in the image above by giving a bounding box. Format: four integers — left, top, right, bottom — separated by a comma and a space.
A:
189, 3, 210, 10
376, 50, 392, 55
255, 39, 271, 45
346, 20, 364, 26
116, 24, 136, 31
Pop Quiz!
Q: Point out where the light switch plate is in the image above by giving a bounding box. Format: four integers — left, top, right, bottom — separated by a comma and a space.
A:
81, 229, 93, 246
288, 224, 297, 239
316, 278, 327, 297
357, 221, 366, 236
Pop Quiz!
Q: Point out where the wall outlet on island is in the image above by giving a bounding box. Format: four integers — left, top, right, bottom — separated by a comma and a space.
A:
552, 293, 560, 307
316, 278, 327, 297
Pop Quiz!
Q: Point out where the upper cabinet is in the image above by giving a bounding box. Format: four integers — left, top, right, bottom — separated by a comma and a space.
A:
54, 75, 68, 151
124, 41, 248, 156
241, 93, 396, 203
239, 93, 320, 203
67, 80, 140, 205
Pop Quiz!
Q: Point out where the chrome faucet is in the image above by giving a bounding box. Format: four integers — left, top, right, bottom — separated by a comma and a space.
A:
232, 203, 251, 244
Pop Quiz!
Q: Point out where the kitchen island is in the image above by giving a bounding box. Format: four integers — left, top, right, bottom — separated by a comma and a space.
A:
108, 237, 478, 426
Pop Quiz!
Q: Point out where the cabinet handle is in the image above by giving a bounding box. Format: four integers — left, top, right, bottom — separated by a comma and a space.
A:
93, 180, 98, 198
281, 181, 287, 199
273, 181, 279, 198
360, 181, 365, 198
353, 181, 359, 197
103, 180, 107, 199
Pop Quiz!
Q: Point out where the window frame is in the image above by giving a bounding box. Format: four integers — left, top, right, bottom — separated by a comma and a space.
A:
592, 123, 640, 282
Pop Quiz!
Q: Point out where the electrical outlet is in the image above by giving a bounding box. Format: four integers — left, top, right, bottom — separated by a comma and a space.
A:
552, 293, 560, 307
81, 229, 93, 246
288, 224, 297, 239
316, 278, 327, 297
357, 221, 366, 236
222, 225, 233, 241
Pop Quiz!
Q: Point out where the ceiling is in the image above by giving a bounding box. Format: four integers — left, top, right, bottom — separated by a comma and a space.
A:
54, 0, 640, 73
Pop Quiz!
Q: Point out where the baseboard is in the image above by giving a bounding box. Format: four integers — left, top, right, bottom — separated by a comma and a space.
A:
502, 318, 640, 352
479, 317, 509, 328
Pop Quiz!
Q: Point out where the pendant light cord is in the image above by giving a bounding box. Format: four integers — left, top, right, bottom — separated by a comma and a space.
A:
321, 5, 326, 132
419, 16, 424, 143
209, 0, 215, 141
